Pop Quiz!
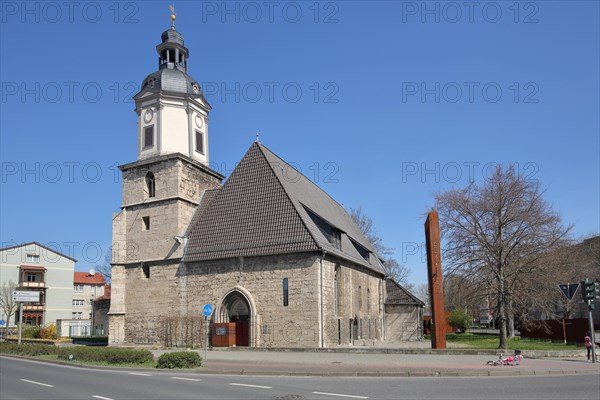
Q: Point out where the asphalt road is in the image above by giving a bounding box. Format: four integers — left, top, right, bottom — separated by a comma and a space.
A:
1, 356, 599, 400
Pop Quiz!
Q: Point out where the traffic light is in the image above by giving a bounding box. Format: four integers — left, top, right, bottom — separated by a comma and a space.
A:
581, 279, 599, 307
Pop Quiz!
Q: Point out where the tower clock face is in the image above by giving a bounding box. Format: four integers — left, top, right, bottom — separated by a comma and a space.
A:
144, 109, 154, 123
195, 115, 204, 129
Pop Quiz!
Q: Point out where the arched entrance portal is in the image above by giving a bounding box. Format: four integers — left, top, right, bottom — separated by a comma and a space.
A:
219, 291, 251, 346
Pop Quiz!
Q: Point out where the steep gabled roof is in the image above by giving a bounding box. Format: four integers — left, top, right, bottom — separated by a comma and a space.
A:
385, 278, 425, 306
184, 143, 319, 261
184, 143, 386, 275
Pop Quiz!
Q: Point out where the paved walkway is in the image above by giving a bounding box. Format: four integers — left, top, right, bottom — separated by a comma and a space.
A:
151, 345, 600, 377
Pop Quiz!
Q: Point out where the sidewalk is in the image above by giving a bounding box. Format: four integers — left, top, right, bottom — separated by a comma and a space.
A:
151, 345, 600, 377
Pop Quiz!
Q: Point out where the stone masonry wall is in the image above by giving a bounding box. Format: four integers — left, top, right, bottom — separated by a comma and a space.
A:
321, 257, 384, 347
120, 253, 321, 347
385, 304, 421, 341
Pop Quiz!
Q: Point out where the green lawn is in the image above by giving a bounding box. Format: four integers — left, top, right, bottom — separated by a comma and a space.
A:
445, 333, 582, 350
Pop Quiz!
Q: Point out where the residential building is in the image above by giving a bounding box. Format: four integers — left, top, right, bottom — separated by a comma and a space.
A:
59, 271, 106, 336
93, 286, 111, 335
0, 242, 75, 327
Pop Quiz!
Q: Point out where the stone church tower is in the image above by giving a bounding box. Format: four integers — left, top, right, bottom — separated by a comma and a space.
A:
108, 18, 223, 344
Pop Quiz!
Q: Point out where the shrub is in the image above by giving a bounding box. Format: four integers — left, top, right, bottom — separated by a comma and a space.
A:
156, 351, 202, 369
57, 347, 154, 365
0, 342, 57, 356
40, 324, 58, 340
447, 308, 472, 333
21, 324, 41, 339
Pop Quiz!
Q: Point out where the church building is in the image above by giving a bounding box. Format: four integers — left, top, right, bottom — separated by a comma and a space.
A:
108, 17, 422, 348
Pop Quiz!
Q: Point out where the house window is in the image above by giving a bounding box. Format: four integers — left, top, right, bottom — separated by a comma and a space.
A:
72, 312, 82, 319
195, 130, 204, 154
26, 273, 38, 282
145, 172, 155, 198
283, 278, 289, 307
334, 265, 340, 316
142, 216, 150, 231
367, 288, 371, 313
26, 254, 39, 263
143, 126, 154, 148
332, 229, 342, 250
72, 300, 84, 306
74, 285, 83, 292
358, 285, 362, 310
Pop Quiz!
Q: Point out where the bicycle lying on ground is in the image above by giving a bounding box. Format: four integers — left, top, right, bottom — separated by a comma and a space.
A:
486, 350, 523, 366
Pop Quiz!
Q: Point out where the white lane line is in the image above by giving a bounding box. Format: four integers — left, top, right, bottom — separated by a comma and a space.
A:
171, 377, 202, 382
92, 396, 114, 400
312, 392, 368, 399
20, 379, 54, 388
129, 372, 152, 376
229, 383, 272, 389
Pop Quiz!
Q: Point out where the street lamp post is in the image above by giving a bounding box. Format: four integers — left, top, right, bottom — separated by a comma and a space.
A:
90, 296, 95, 337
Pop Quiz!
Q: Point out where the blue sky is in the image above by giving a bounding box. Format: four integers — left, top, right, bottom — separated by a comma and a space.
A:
1, 1, 598, 287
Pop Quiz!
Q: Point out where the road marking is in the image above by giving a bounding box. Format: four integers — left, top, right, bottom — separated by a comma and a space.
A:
312, 392, 368, 399
229, 383, 272, 389
129, 372, 152, 376
171, 377, 202, 382
20, 379, 54, 388
92, 396, 114, 400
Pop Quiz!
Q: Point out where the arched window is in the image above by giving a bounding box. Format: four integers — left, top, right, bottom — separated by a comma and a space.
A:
145, 172, 155, 198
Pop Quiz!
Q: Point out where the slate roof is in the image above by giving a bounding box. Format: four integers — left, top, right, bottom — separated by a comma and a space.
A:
184, 142, 386, 275
385, 278, 425, 306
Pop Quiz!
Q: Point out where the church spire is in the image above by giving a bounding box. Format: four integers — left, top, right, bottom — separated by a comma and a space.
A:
169, 4, 177, 30
157, 6, 188, 73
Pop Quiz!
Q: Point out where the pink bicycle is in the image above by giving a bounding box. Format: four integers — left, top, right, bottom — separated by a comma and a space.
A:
486, 350, 523, 366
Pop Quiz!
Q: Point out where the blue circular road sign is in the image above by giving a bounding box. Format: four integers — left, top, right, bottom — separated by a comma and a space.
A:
0, 319, 5, 326
203, 304, 213, 317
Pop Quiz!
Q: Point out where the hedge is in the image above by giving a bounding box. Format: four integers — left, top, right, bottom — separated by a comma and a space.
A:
0, 342, 58, 356
156, 351, 202, 369
57, 347, 154, 364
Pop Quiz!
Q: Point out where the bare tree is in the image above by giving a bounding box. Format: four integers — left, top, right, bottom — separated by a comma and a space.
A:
350, 206, 411, 286
94, 246, 112, 285
434, 165, 572, 349
0, 280, 19, 327
414, 283, 431, 313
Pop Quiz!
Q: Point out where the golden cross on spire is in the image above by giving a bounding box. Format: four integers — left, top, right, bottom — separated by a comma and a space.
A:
169, 5, 177, 30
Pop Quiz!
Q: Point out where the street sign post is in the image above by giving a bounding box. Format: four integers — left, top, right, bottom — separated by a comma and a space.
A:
12, 290, 40, 302
12, 291, 40, 344
558, 283, 580, 301
0, 319, 5, 342
202, 304, 213, 361
203, 304, 213, 317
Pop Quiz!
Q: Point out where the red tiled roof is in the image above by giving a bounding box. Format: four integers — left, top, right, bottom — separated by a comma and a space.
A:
74, 271, 105, 285
19, 265, 47, 271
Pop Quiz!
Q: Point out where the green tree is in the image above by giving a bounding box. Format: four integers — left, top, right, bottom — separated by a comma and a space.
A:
446, 308, 472, 333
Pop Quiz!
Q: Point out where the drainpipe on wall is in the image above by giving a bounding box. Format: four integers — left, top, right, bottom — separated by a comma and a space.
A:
319, 251, 327, 348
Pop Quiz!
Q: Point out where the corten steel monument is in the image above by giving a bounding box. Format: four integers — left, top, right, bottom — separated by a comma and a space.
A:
425, 210, 447, 349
